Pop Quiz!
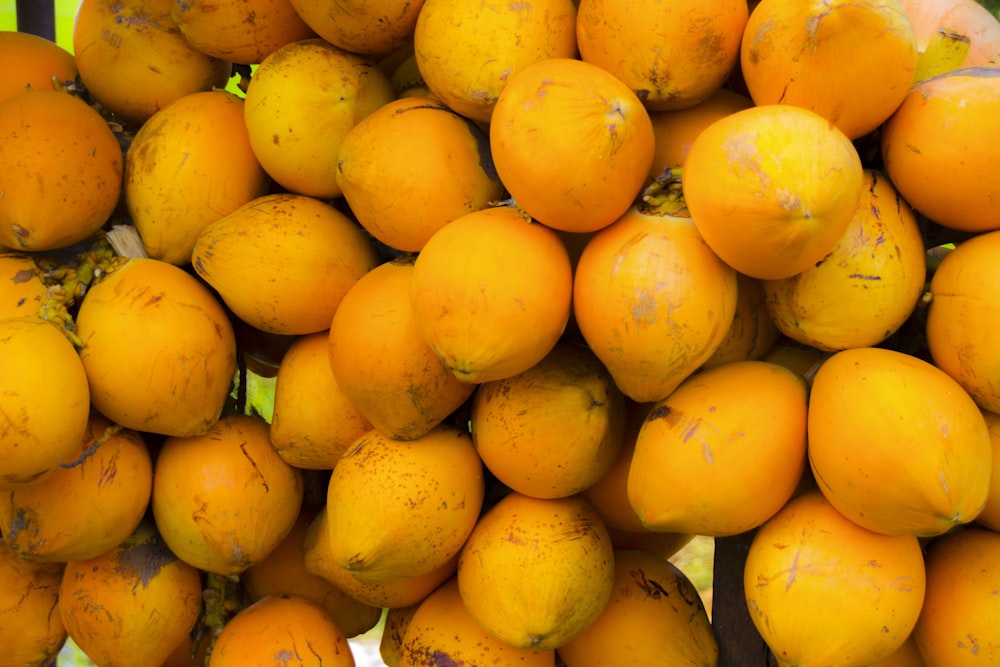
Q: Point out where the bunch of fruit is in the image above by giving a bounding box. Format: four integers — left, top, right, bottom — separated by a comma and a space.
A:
2, 0, 1000, 665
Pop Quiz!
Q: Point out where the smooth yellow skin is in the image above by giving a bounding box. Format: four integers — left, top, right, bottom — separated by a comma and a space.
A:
289, 0, 421, 55
808, 346, 992, 537
745, 492, 926, 667
975, 410, 1000, 531
0, 318, 90, 488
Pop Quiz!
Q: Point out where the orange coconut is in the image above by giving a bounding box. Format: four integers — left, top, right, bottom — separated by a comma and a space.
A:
577, 0, 748, 111
73, 0, 231, 126
457, 492, 615, 650
192, 193, 379, 335
59, 520, 203, 667
764, 169, 928, 351
702, 272, 781, 369
869, 636, 929, 667
335, 96, 505, 252
242, 507, 383, 638
172, 0, 316, 65
75, 257, 237, 437
470, 342, 626, 499
881, 67, 1000, 233
152, 414, 304, 575
400, 577, 556, 667
325, 425, 484, 584
927, 231, 1000, 412
0, 541, 65, 666
557, 549, 718, 666
303, 506, 459, 609
808, 346, 992, 536
381, 604, 419, 667
741, 0, 918, 139
744, 492, 926, 666
209, 595, 355, 667
902, 0, 1000, 78
0, 318, 90, 489
0, 89, 122, 251
489, 58, 655, 233
0, 253, 47, 321
413, 0, 577, 123
647, 87, 754, 183
329, 256, 475, 440
572, 193, 738, 403
243, 38, 394, 198
912, 527, 1000, 664
761, 337, 828, 378
270, 331, 374, 470
0, 412, 151, 563
976, 410, 1000, 531
628, 360, 808, 536
683, 104, 864, 280
125, 90, 270, 265
409, 205, 573, 384
0, 30, 77, 104
289, 0, 423, 56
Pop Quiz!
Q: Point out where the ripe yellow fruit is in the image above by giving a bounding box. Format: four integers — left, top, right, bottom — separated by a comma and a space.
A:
470, 342, 626, 499
926, 229, 1000, 412
59, 521, 203, 667
243, 38, 394, 198
764, 169, 928, 351
628, 360, 808, 536
457, 492, 615, 650
702, 271, 781, 369
745, 492, 926, 666
152, 414, 304, 575
0, 90, 123, 251
912, 527, 1000, 665
0, 30, 78, 104
557, 549, 718, 666
0, 253, 47, 321
0, 413, 151, 563
125, 90, 270, 265
0, 540, 65, 666
0, 318, 90, 489
75, 257, 238, 438
289, 0, 422, 55
975, 410, 1000, 532
808, 346, 992, 536
326, 425, 484, 584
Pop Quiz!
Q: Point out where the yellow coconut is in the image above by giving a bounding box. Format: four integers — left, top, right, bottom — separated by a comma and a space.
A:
289, 0, 423, 56
0, 253, 47, 320
0, 540, 66, 666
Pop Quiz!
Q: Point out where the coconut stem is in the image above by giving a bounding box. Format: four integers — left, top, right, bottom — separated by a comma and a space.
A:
640, 167, 690, 217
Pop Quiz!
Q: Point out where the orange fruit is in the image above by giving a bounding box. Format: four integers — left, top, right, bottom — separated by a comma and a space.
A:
912, 527, 1000, 665
902, 0, 1000, 77
381, 604, 419, 667
745, 492, 927, 666
270, 331, 374, 470
808, 346, 992, 536
741, 0, 918, 139
0, 412, 151, 563
59, 520, 203, 667
0, 540, 65, 666
0, 253, 47, 321
172, 0, 316, 65
577, 0, 749, 111
0, 318, 90, 489
0, 89, 122, 251
976, 410, 1000, 532
75, 257, 238, 438
413, 0, 578, 123
868, 635, 930, 667
399, 577, 556, 667
557, 549, 718, 666
683, 103, 864, 280
335, 96, 505, 252
410, 205, 573, 384
325, 425, 484, 584
208, 594, 355, 667
243, 38, 394, 198
0, 30, 77, 104
73, 0, 231, 126
289, 0, 423, 56
191, 193, 380, 336
489, 58, 655, 233
329, 256, 475, 440
763, 169, 928, 351
881, 67, 1000, 233
926, 229, 1000, 412
125, 90, 270, 265
152, 414, 304, 575
457, 492, 615, 650
470, 341, 626, 499
628, 360, 808, 536
702, 271, 781, 369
